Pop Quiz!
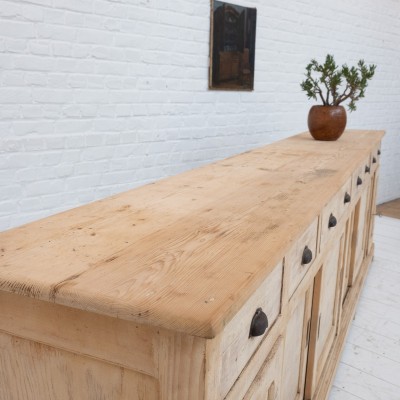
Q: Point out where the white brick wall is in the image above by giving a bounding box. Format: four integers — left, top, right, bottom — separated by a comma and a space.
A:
1, 0, 399, 231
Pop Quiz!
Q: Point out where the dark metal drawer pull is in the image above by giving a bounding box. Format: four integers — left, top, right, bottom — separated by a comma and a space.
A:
372, 157, 377, 164
365, 165, 370, 173
302, 246, 313, 265
378, 149, 381, 155
344, 192, 351, 204
357, 176, 363, 186
328, 213, 337, 228
249, 308, 269, 337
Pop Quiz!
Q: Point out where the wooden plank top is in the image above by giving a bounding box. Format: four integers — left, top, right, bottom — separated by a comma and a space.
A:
0, 130, 384, 338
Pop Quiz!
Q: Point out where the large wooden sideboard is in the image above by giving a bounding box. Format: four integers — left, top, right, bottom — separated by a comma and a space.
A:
0, 130, 384, 399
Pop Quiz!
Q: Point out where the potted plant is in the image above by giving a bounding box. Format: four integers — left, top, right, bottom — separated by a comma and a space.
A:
301, 54, 376, 141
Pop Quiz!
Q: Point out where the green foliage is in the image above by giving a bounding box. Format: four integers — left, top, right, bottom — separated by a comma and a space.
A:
300, 54, 376, 112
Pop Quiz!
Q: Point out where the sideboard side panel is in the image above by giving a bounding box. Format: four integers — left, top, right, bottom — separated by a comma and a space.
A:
0, 291, 158, 377
0, 331, 159, 400
158, 331, 206, 400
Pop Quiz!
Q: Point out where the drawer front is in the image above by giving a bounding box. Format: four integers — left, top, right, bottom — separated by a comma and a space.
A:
352, 163, 365, 199
363, 155, 373, 184
337, 176, 353, 219
353, 156, 371, 199
320, 177, 352, 250
286, 217, 319, 299
371, 144, 381, 173
219, 261, 283, 398
243, 336, 284, 400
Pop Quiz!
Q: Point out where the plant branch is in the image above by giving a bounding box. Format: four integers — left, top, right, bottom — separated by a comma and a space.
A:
300, 54, 376, 112
317, 89, 326, 105
335, 84, 351, 105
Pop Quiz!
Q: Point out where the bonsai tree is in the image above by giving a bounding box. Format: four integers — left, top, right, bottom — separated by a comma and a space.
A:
300, 54, 376, 111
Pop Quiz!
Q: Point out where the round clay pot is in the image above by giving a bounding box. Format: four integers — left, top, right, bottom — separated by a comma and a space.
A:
307, 105, 347, 141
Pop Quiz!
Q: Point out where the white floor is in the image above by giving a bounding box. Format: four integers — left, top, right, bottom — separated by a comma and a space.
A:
329, 216, 400, 400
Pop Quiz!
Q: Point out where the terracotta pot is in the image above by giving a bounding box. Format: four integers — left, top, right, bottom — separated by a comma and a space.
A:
307, 105, 347, 141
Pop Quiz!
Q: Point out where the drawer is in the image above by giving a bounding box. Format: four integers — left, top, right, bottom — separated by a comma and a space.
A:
352, 156, 370, 199
337, 176, 353, 218
286, 217, 319, 299
371, 143, 381, 173
243, 336, 284, 400
219, 261, 283, 398
363, 155, 373, 183
320, 177, 352, 250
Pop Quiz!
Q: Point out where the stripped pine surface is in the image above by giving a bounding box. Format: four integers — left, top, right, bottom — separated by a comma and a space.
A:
329, 216, 400, 400
0, 130, 384, 339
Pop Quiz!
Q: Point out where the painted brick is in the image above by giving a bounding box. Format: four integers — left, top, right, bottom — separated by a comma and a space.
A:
37, 23, 76, 42
76, 28, 113, 45
32, 88, 74, 104
54, 119, 93, 134
24, 72, 47, 86
5, 38, 27, 53
65, 12, 85, 27
30, 41, 51, 56
1, 71, 25, 87
53, 0, 93, 13
0, 88, 31, 104
43, 9, 65, 25
0, 1, 21, 18
0, 0, 399, 231
52, 42, 72, 57
14, 55, 55, 71
19, 4, 44, 21
0, 20, 35, 38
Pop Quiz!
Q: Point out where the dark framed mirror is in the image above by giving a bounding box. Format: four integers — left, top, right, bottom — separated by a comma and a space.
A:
209, 0, 257, 90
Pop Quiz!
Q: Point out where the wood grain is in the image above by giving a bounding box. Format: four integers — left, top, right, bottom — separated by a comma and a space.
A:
281, 284, 313, 400
0, 331, 159, 400
0, 130, 384, 338
0, 129, 384, 400
0, 291, 158, 376
219, 261, 283, 398
286, 217, 318, 298
306, 237, 343, 398
348, 176, 372, 288
320, 176, 352, 251
158, 331, 206, 400
223, 317, 284, 400
243, 336, 284, 400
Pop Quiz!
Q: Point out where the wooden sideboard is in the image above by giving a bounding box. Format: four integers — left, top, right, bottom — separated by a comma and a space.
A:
0, 130, 384, 400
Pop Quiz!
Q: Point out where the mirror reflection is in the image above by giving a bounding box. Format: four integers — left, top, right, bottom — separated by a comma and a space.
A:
210, 1, 257, 90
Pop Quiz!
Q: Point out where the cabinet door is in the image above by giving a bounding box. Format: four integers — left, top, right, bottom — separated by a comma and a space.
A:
281, 284, 313, 400
349, 187, 369, 284
365, 168, 379, 256
243, 337, 284, 400
305, 238, 344, 399
339, 217, 353, 307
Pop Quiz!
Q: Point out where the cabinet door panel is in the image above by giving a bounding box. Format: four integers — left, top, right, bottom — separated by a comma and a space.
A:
305, 236, 344, 399
281, 285, 313, 400
315, 239, 342, 374
350, 187, 369, 284
366, 168, 379, 255
243, 336, 283, 400
338, 217, 353, 325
